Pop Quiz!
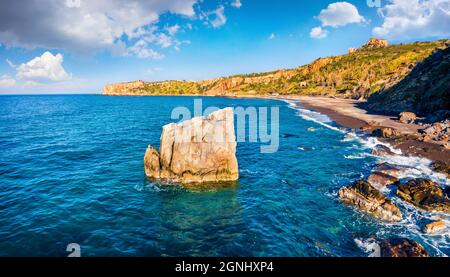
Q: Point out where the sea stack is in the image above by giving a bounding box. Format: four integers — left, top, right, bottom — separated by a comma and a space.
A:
144, 108, 239, 184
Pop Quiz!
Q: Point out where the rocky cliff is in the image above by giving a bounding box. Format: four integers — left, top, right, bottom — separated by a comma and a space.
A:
103, 39, 448, 101
368, 43, 450, 118
144, 108, 239, 184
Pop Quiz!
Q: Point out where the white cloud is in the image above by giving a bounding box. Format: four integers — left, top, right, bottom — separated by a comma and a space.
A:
202, 6, 227, 28
16, 52, 71, 81
65, 0, 81, 8
6, 59, 16, 68
373, 0, 450, 39
317, 2, 365, 27
166, 24, 180, 36
0, 0, 242, 59
0, 75, 16, 88
0, 0, 199, 57
268, 33, 276, 40
310, 26, 328, 39
231, 0, 242, 9
126, 40, 164, 59
154, 33, 173, 48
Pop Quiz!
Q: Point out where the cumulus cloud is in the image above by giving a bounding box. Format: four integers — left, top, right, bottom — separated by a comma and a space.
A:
318, 2, 366, 27
0, 75, 16, 88
268, 33, 276, 40
373, 0, 450, 39
231, 0, 242, 9
0, 0, 198, 57
310, 2, 365, 39
126, 40, 164, 59
310, 27, 329, 39
202, 6, 228, 28
16, 52, 71, 81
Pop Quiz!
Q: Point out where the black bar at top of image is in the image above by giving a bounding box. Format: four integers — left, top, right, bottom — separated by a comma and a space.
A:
0, 257, 449, 275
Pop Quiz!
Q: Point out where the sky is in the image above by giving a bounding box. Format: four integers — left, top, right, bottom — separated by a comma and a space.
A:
0, 0, 449, 94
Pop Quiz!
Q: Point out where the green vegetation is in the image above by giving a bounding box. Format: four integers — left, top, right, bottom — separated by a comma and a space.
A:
106, 40, 448, 99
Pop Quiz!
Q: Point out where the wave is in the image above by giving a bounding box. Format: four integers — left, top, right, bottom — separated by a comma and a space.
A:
284, 100, 343, 133
354, 238, 380, 257
285, 99, 450, 255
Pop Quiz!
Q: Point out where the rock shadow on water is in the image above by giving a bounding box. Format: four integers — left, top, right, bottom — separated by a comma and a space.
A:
146, 181, 253, 256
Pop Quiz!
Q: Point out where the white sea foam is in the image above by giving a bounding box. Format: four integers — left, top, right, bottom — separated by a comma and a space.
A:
354, 238, 381, 257
344, 153, 372, 160
285, 99, 450, 255
284, 100, 343, 133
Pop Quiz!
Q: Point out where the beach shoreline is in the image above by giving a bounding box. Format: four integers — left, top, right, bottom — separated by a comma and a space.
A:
276, 95, 450, 164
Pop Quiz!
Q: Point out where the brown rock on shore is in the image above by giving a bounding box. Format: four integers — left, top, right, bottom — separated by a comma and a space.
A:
371, 144, 395, 156
339, 180, 402, 222
368, 172, 399, 188
373, 163, 404, 178
430, 161, 450, 178
399, 112, 417, 124
372, 127, 401, 139
380, 238, 429, 257
396, 179, 450, 213
423, 220, 446, 234
144, 108, 239, 184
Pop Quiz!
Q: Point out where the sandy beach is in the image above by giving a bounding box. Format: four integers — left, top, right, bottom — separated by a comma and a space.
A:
277, 96, 450, 163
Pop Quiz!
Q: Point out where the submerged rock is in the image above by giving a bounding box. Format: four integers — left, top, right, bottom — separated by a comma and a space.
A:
144, 108, 239, 184
339, 180, 402, 222
398, 112, 417, 124
371, 144, 395, 156
396, 179, 450, 213
423, 220, 446, 234
368, 172, 399, 188
379, 238, 429, 257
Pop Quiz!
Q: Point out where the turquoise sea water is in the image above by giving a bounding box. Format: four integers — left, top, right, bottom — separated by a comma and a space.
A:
0, 95, 448, 257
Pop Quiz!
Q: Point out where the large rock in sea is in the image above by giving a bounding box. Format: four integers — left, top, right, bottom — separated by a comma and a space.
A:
144, 108, 239, 184
379, 238, 429, 257
339, 180, 402, 222
396, 179, 450, 213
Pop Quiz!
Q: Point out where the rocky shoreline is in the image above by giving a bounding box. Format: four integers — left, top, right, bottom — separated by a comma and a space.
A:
280, 96, 449, 256
286, 96, 450, 164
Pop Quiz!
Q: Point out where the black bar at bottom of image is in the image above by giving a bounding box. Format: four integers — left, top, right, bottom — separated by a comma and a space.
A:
0, 257, 448, 275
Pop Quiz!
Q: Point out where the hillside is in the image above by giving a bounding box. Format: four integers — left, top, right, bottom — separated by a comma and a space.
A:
103, 39, 449, 100
368, 45, 450, 118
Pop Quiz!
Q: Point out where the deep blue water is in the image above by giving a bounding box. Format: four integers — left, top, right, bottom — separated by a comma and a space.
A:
0, 95, 448, 257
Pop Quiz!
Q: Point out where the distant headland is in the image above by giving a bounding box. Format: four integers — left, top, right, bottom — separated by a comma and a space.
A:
103, 38, 448, 106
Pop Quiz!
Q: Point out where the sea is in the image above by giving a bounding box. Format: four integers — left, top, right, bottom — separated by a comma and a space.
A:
0, 95, 448, 257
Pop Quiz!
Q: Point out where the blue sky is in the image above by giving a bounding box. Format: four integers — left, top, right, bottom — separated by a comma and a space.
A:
0, 0, 449, 94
